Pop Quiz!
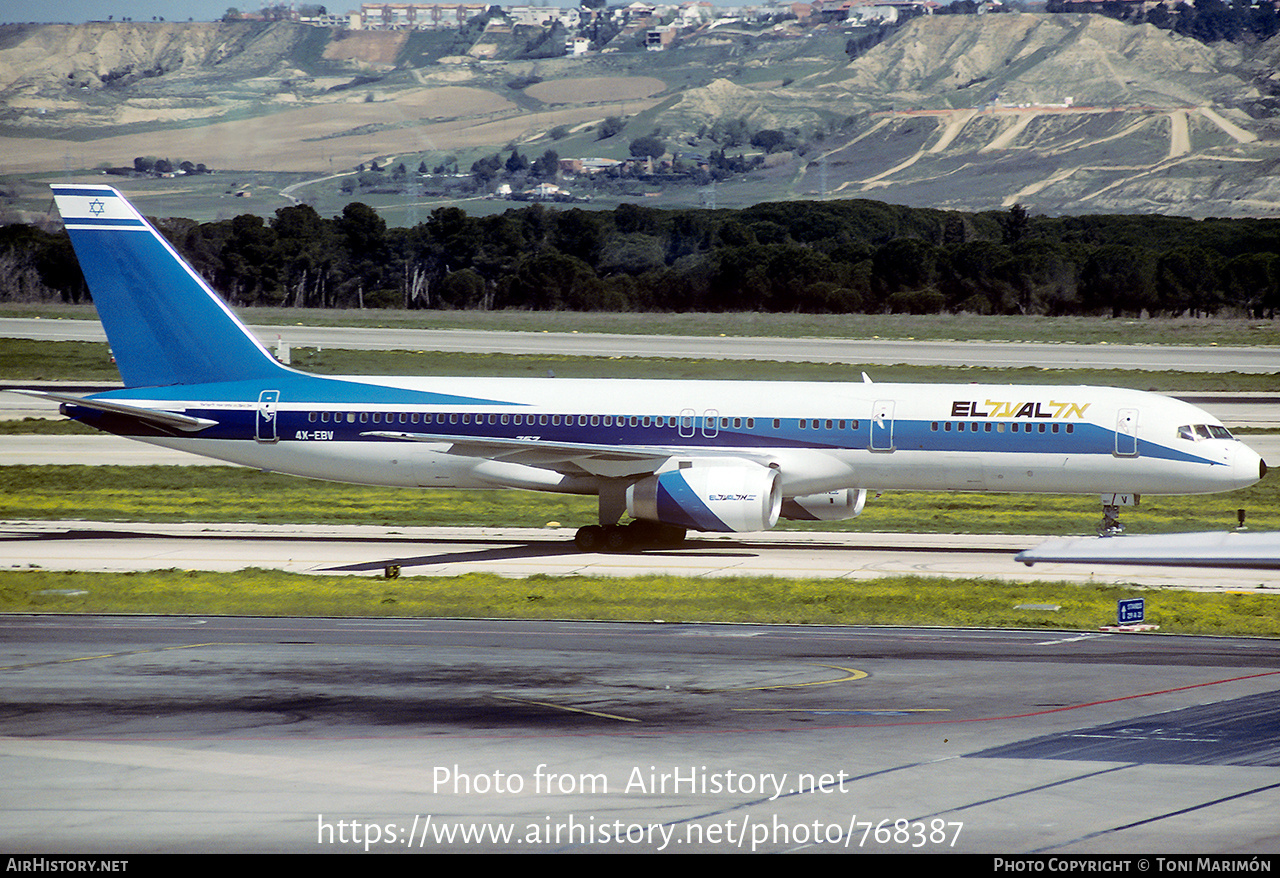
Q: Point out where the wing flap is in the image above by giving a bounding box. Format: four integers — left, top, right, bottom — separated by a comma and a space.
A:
361, 430, 672, 478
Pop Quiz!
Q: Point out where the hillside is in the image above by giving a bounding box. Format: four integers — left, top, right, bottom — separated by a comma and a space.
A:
830, 14, 1241, 108
0, 21, 333, 128
0, 15, 1276, 219
653, 14, 1279, 217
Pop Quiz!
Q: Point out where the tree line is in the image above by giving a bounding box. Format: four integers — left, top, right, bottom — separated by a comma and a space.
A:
2, 199, 1278, 318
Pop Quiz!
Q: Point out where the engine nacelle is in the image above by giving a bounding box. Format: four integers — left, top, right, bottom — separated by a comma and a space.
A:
780, 488, 867, 522
627, 463, 781, 533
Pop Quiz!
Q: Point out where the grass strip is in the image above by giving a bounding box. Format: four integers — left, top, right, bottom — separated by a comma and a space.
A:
1, 338, 1277, 391
3, 569, 1276, 637
0, 465, 1275, 535
4, 305, 1279, 347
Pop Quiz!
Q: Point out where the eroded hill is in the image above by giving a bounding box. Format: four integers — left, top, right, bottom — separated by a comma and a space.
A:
0, 15, 1277, 218
656, 14, 1279, 217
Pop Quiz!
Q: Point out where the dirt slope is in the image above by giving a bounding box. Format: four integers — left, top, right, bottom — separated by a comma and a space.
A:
0, 17, 1276, 217
0, 21, 312, 96
832, 14, 1242, 108
653, 14, 1279, 216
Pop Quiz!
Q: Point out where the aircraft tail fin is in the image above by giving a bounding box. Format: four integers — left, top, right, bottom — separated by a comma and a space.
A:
51, 185, 288, 388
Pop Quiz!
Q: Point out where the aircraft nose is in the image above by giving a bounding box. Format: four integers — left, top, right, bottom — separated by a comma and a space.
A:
1235, 445, 1267, 488
1224, 443, 1267, 489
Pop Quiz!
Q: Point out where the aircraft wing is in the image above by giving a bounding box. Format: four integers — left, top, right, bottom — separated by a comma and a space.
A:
1016, 532, 1280, 570
8, 390, 219, 433
361, 429, 773, 479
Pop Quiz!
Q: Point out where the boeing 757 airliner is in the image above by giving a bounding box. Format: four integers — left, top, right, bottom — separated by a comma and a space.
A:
19, 185, 1267, 551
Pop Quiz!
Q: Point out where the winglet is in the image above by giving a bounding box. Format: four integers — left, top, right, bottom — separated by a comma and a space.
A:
51, 185, 288, 388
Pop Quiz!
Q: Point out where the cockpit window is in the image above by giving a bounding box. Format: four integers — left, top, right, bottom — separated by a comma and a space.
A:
1178, 424, 1236, 442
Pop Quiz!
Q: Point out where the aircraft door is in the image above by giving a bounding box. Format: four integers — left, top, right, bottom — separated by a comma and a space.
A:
679, 408, 696, 439
870, 399, 895, 452
256, 390, 280, 444
1115, 408, 1139, 457
702, 409, 719, 439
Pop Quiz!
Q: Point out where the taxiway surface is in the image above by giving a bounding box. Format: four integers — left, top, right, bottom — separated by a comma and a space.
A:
2, 614, 1277, 853
3, 318, 1278, 372
5, 521, 1279, 590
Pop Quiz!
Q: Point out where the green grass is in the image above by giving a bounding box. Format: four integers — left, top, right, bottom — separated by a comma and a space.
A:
0, 465, 1273, 535
4, 303, 1279, 347
0, 339, 123, 381
0, 418, 95, 435
2, 337, 1277, 391
2, 569, 1275, 636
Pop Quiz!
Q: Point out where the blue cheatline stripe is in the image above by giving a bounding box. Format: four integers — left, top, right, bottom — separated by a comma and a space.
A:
64, 218, 146, 227
54, 187, 123, 198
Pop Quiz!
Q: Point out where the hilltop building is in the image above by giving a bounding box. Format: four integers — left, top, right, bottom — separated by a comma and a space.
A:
354, 3, 490, 30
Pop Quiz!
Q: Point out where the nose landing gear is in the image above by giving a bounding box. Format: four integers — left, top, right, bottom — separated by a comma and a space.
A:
1098, 505, 1125, 537
1097, 493, 1138, 537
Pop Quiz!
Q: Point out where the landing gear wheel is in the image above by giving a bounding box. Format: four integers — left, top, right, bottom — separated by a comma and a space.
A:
603, 524, 633, 553
574, 522, 688, 552
574, 525, 605, 551
1097, 505, 1125, 537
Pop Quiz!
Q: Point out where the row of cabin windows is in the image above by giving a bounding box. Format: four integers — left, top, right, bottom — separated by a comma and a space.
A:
307, 412, 684, 428
931, 421, 1075, 434
304, 411, 862, 430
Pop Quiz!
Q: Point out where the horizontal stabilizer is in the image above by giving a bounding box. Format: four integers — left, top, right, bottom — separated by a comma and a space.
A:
9, 390, 218, 432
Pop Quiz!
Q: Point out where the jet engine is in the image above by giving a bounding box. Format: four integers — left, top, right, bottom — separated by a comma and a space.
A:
780, 488, 867, 522
627, 463, 781, 532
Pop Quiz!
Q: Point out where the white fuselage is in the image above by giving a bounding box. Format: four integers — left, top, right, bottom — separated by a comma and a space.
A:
99, 376, 1265, 500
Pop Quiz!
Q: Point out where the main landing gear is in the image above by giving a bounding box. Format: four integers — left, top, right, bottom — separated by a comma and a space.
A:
574, 480, 686, 552
576, 522, 686, 550
574, 521, 687, 552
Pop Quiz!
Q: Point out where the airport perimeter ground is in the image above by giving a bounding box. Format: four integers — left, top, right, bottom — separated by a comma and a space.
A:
1, 322, 1278, 855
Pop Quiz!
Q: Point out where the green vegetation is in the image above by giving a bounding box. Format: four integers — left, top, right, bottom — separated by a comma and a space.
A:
0, 418, 94, 435
2, 569, 1275, 636
4, 302, 1280, 347
1, 337, 1278, 392
1, 465, 1273, 535
6, 198, 1280, 319
0, 340, 124, 381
